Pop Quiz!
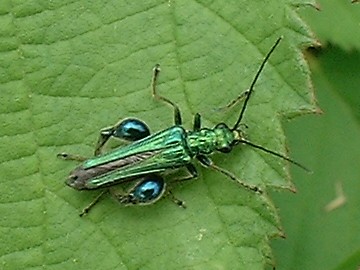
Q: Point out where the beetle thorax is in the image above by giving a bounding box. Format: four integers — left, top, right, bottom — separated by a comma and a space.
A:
187, 123, 237, 155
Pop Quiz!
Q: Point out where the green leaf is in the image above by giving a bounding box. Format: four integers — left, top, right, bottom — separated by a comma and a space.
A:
299, 0, 360, 50
0, 1, 315, 269
271, 47, 360, 269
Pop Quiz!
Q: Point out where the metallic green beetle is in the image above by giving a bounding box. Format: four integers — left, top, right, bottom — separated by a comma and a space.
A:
59, 37, 308, 215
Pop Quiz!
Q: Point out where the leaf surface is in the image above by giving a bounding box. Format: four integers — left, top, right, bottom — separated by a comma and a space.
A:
0, 1, 316, 269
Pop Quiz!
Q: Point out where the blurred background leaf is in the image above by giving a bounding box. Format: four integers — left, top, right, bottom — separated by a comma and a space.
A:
300, 0, 360, 50
271, 1, 360, 270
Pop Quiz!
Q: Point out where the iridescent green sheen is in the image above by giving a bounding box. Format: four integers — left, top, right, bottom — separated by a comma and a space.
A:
59, 38, 307, 215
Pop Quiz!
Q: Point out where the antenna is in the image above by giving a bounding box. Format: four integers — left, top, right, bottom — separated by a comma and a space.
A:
231, 37, 310, 172
240, 139, 311, 172
232, 37, 282, 131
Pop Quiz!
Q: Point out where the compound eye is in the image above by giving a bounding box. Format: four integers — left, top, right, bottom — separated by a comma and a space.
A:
114, 118, 150, 141
131, 175, 165, 204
